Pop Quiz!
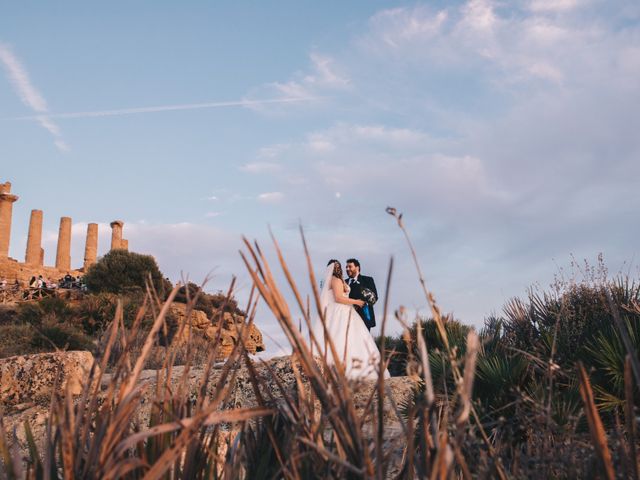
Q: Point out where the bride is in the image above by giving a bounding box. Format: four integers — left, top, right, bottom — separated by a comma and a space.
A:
313, 259, 390, 380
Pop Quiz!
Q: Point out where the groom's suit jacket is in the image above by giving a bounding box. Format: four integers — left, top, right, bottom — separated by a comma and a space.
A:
346, 274, 377, 329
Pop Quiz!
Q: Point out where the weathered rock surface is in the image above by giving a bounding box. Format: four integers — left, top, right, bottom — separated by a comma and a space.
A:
1, 354, 416, 467
95, 356, 414, 436
0, 350, 95, 407
168, 302, 265, 356
3, 352, 415, 478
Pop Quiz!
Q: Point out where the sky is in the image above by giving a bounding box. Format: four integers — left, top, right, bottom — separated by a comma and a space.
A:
1, 0, 639, 356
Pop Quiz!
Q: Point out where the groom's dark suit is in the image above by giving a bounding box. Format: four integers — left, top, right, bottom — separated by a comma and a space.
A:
346, 274, 377, 330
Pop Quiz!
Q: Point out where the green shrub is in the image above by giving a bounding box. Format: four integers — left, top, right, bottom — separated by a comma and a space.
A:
208, 291, 245, 316
469, 274, 640, 434
502, 279, 640, 365
76, 293, 112, 335
175, 282, 245, 317
17, 297, 76, 327
380, 275, 640, 441
0, 324, 39, 358
30, 321, 95, 352
375, 335, 408, 376
17, 302, 44, 325
376, 316, 470, 378
39, 296, 73, 320
0, 321, 95, 358
76, 292, 151, 334
0, 305, 18, 326
84, 250, 167, 295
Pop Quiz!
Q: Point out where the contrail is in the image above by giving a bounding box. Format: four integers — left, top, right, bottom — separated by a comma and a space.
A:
3, 96, 320, 121
0, 43, 68, 150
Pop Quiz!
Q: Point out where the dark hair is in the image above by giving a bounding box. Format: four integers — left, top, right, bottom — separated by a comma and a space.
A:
346, 258, 360, 269
327, 259, 343, 279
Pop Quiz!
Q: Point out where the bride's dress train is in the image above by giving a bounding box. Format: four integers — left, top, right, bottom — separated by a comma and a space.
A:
312, 265, 390, 380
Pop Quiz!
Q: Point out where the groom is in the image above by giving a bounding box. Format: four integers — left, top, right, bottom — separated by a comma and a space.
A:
345, 258, 377, 331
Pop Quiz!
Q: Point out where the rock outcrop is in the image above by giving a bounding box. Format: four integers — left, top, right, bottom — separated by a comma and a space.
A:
1, 353, 416, 474
0, 350, 96, 407
95, 355, 414, 431
168, 302, 265, 356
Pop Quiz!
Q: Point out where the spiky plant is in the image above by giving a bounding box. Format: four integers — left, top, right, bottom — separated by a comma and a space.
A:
587, 315, 640, 410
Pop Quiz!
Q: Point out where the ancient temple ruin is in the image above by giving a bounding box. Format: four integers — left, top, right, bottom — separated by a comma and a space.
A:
0, 181, 129, 285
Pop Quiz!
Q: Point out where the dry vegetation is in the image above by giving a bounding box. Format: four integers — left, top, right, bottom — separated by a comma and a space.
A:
0, 210, 638, 479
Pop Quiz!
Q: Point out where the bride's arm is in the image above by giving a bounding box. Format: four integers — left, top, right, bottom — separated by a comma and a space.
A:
331, 277, 365, 307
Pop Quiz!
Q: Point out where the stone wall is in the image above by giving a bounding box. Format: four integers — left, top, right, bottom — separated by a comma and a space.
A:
0, 258, 83, 287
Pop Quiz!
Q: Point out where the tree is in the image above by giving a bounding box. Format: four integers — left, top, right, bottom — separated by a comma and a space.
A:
84, 250, 169, 295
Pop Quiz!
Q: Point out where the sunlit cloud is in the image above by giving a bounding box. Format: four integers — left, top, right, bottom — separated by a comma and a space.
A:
257, 192, 285, 203
240, 162, 282, 174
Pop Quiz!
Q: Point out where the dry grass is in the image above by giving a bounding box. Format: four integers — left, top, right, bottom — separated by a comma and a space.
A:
0, 209, 638, 479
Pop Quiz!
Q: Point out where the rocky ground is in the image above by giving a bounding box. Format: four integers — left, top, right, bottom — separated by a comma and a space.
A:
1, 350, 416, 470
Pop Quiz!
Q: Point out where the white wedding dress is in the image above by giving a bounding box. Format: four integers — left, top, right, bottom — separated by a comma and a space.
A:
312, 264, 390, 380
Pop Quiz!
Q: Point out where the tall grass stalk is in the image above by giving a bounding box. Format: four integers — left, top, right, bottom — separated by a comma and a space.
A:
1, 212, 637, 478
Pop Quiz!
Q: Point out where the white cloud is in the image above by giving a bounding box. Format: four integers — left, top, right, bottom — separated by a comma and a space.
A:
249, 121, 508, 224
257, 143, 290, 158
356, 0, 611, 88
257, 192, 285, 203
307, 133, 336, 152
306, 123, 430, 153
240, 162, 282, 174
312, 151, 505, 214
244, 52, 350, 112
273, 53, 349, 98
54, 139, 70, 152
527, 61, 564, 83
459, 0, 498, 34
304, 53, 350, 88
528, 0, 581, 13
0, 43, 67, 151
284, 174, 308, 185
524, 18, 569, 45
368, 7, 448, 47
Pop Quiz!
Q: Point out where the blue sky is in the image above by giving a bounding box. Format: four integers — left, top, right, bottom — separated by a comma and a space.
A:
2, 1, 639, 354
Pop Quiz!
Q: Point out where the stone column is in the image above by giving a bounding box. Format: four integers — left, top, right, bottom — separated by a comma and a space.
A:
55, 217, 72, 271
110, 220, 124, 250
83, 223, 98, 270
25, 209, 44, 265
0, 182, 18, 260
120, 239, 129, 251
